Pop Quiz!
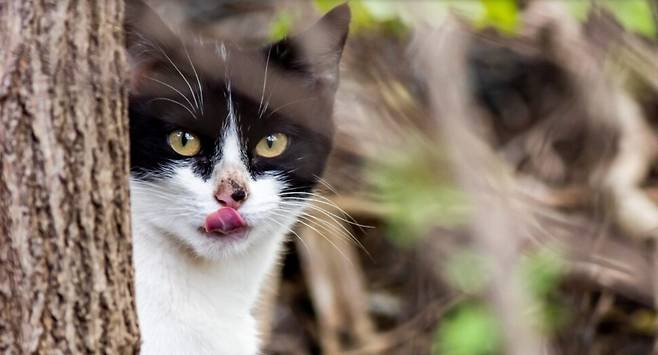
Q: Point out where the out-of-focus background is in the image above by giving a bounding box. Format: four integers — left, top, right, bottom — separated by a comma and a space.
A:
145, 1, 658, 354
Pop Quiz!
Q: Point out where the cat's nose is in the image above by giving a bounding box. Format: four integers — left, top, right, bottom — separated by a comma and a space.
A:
214, 178, 248, 209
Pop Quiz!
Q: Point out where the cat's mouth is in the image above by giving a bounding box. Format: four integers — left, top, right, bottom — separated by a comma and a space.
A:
201, 207, 248, 238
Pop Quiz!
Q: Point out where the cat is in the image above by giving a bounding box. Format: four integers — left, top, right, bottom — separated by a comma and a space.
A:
125, 2, 350, 354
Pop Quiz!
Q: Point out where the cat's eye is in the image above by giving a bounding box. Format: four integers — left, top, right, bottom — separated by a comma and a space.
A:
254, 133, 288, 158
168, 130, 201, 157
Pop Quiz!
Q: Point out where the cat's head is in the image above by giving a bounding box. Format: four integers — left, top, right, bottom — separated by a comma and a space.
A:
126, 1, 350, 259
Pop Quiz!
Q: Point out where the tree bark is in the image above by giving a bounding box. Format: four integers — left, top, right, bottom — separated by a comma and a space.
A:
0, 1, 139, 353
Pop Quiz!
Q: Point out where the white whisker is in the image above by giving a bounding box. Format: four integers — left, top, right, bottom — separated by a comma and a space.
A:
263, 216, 311, 254
266, 97, 316, 118
146, 76, 197, 115
281, 201, 357, 234
280, 194, 371, 229
260, 208, 355, 265
280, 191, 365, 224
281, 199, 371, 229
282, 214, 352, 263
147, 98, 198, 119
258, 47, 272, 119
295, 212, 368, 255
155, 44, 200, 114
314, 175, 340, 195
184, 47, 204, 114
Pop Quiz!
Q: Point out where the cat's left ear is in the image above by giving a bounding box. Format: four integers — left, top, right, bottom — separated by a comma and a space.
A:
268, 4, 351, 90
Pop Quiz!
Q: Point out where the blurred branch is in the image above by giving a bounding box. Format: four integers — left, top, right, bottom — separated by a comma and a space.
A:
411, 16, 549, 355
603, 91, 658, 239
296, 205, 376, 355
343, 296, 464, 355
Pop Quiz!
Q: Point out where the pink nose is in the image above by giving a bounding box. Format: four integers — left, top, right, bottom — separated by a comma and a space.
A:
215, 188, 247, 209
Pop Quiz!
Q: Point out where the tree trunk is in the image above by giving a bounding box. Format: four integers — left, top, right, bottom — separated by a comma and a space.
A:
0, 1, 139, 353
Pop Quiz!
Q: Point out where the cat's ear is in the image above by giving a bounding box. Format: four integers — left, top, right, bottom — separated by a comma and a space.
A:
268, 4, 351, 91
124, 0, 181, 92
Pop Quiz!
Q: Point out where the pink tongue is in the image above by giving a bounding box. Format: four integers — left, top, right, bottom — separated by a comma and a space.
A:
204, 207, 246, 234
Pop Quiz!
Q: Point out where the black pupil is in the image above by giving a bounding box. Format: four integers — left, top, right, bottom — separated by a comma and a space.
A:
266, 135, 275, 148
181, 132, 189, 146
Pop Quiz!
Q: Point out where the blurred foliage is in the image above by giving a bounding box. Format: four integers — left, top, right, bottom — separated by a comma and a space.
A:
630, 309, 658, 335
568, 0, 656, 38
282, 0, 658, 39
313, 0, 516, 34
444, 250, 488, 295
478, 0, 518, 34
435, 249, 566, 354
367, 143, 470, 248
434, 302, 501, 355
269, 12, 293, 41
603, 0, 656, 38
315, 0, 406, 34
444, 248, 565, 302
315, 0, 517, 35
521, 249, 564, 303
521, 249, 568, 332
268, 0, 655, 353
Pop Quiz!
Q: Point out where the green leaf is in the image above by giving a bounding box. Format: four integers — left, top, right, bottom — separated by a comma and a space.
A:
313, 0, 343, 13
478, 0, 519, 34
314, 1, 409, 35
269, 11, 293, 41
521, 249, 564, 299
603, 0, 656, 38
361, 1, 399, 21
434, 303, 502, 355
520, 249, 568, 331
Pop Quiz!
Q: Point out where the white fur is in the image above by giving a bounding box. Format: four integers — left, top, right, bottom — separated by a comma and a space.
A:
131, 127, 303, 355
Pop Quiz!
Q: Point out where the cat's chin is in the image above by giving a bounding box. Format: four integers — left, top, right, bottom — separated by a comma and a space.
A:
197, 226, 249, 243
182, 226, 257, 260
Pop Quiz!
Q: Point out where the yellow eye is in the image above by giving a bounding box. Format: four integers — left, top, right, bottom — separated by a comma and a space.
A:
168, 130, 201, 157
254, 133, 288, 158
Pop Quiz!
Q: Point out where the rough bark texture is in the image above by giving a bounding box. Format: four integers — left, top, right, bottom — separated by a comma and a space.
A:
0, 1, 139, 353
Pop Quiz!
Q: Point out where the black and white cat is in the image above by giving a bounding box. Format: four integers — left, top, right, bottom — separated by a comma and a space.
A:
125, 2, 350, 354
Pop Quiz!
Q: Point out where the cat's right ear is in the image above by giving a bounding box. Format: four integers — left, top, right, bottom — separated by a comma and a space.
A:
124, 0, 179, 92
268, 4, 350, 92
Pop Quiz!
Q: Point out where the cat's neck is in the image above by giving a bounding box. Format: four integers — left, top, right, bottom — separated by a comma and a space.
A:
132, 224, 285, 355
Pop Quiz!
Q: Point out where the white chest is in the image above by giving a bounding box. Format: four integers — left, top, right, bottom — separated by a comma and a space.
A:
132, 225, 284, 355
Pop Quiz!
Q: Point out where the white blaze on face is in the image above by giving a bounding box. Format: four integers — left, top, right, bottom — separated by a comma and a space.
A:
214, 99, 248, 180
218, 117, 246, 170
